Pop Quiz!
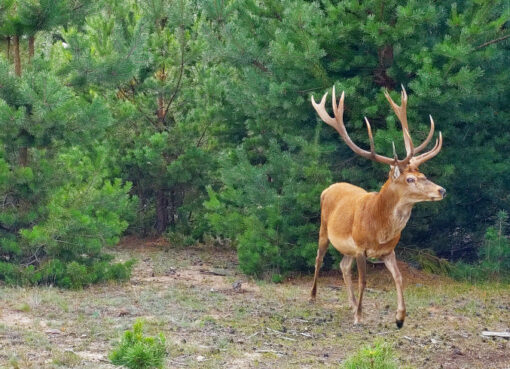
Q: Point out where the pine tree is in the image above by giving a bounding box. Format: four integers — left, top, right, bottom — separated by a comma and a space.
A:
0, 0, 135, 287
63, 0, 217, 237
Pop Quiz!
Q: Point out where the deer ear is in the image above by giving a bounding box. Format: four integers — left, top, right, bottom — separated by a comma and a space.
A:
391, 166, 400, 180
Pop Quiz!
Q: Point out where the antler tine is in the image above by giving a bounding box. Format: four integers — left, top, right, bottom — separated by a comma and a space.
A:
411, 131, 443, 167
332, 86, 338, 116
389, 130, 415, 168
384, 86, 414, 156
399, 128, 414, 166
311, 92, 337, 128
364, 117, 375, 155
414, 115, 435, 154
311, 87, 397, 167
400, 84, 408, 106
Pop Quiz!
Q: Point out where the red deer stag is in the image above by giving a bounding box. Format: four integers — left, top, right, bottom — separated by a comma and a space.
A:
310, 86, 445, 328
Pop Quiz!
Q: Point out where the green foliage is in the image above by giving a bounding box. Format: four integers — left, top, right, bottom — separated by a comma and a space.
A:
450, 211, 510, 282
206, 137, 330, 277
0, 257, 134, 289
341, 340, 398, 369
0, 0, 93, 36
202, 0, 510, 277
2, 0, 510, 283
399, 248, 452, 275
0, 3, 136, 288
0, 138, 136, 287
110, 320, 167, 369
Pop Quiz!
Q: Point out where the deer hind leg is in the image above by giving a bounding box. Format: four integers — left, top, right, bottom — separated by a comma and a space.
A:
354, 254, 367, 324
382, 251, 406, 328
339, 255, 357, 310
310, 223, 329, 301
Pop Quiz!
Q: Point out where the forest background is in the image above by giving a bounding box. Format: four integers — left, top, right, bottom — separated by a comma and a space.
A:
0, 0, 509, 288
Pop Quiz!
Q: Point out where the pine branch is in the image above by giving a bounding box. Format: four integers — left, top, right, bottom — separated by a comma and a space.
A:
162, 32, 186, 124
0, 223, 13, 232
252, 60, 270, 74
117, 88, 158, 127
72, 2, 87, 12
297, 86, 326, 94
475, 34, 510, 50
13, 35, 21, 76
196, 120, 215, 148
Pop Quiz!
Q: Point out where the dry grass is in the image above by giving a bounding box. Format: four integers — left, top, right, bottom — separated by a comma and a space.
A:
0, 237, 509, 368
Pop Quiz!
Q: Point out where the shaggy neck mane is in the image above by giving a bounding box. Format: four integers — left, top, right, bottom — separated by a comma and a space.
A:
371, 179, 414, 234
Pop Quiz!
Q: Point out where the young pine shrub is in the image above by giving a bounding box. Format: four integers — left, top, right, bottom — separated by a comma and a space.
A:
0, 146, 136, 288
110, 320, 167, 369
341, 340, 398, 369
205, 138, 331, 278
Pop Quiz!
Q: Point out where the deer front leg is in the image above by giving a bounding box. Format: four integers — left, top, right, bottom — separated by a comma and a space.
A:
382, 251, 406, 328
339, 255, 357, 310
354, 254, 367, 324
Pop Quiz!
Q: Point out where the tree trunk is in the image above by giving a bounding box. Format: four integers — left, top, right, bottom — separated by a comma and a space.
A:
13, 35, 21, 76
157, 94, 165, 129
19, 147, 28, 166
156, 189, 169, 234
28, 35, 35, 61
13, 35, 27, 166
6, 36, 11, 60
373, 44, 396, 89
169, 189, 179, 227
156, 66, 167, 130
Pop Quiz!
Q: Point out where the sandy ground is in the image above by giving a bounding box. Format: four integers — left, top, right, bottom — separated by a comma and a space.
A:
0, 237, 508, 368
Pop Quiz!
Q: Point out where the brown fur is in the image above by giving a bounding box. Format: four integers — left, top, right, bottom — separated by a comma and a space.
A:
310, 87, 445, 326
311, 167, 445, 326
322, 168, 443, 258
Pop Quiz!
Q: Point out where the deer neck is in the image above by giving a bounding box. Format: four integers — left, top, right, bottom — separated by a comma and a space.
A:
372, 180, 414, 243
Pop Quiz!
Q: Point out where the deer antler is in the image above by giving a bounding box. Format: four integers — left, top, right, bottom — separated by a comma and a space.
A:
384, 86, 414, 156
312, 87, 414, 168
312, 86, 443, 169
384, 86, 438, 156
410, 128, 443, 167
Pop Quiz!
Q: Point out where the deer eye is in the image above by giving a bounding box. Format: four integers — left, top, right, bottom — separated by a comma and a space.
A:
406, 177, 416, 183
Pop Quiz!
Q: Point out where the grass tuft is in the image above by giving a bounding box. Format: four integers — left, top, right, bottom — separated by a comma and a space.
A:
15, 303, 31, 312
52, 350, 82, 367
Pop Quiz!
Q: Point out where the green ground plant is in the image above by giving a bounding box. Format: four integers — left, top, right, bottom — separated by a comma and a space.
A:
110, 320, 167, 369
341, 340, 399, 369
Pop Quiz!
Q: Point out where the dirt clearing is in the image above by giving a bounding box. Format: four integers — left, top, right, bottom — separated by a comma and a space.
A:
1, 238, 508, 368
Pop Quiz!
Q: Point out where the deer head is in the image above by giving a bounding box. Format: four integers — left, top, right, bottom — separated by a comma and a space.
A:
311, 86, 445, 203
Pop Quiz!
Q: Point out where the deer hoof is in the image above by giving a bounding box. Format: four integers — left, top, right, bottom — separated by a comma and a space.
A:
396, 319, 404, 329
